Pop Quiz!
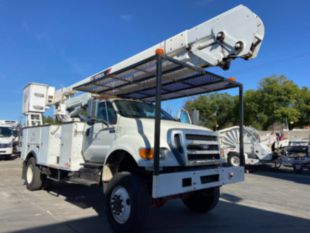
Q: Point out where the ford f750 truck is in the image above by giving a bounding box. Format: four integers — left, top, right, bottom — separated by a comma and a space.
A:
21, 5, 264, 233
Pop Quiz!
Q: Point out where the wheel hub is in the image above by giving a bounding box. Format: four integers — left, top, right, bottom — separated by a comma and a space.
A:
111, 195, 124, 215
26, 165, 33, 184
110, 186, 131, 224
231, 156, 240, 166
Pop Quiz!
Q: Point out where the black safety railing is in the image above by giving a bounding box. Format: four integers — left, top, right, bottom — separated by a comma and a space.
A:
74, 52, 245, 175
152, 53, 244, 175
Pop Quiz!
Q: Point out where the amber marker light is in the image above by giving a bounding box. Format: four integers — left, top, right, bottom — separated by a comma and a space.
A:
139, 148, 154, 160
228, 77, 236, 82
155, 48, 165, 55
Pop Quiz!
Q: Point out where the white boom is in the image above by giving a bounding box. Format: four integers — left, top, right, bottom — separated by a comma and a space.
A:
23, 4, 264, 126
71, 4, 264, 89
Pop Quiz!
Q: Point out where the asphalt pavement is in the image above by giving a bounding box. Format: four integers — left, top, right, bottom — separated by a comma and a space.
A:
0, 158, 309, 233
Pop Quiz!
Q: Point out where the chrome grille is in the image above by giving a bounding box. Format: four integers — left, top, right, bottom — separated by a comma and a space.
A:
185, 134, 217, 141
169, 129, 221, 166
0, 143, 11, 148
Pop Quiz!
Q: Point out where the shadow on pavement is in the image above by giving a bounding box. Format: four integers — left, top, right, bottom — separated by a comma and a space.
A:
0, 154, 19, 161
44, 182, 106, 216
10, 183, 310, 233
220, 193, 243, 203
251, 169, 310, 185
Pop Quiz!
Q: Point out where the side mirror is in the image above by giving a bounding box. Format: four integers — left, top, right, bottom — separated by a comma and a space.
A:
177, 109, 192, 124
87, 118, 96, 126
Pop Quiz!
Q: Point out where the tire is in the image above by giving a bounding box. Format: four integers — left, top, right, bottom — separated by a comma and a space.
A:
182, 187, 220, 213
274, 157, 282, 169
104, 172, 149, 233
25, 157, 44, 191
228, 153, 240, 167
293, 164, 303, 174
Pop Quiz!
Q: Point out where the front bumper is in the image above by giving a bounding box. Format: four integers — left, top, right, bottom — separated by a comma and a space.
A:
152, 166, 244, 198
0, 147, 13, 156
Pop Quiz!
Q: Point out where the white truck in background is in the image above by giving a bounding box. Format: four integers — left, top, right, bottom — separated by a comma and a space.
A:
0, 120, 19, 160
219, 126, 289, 167
21, 5, 264, 233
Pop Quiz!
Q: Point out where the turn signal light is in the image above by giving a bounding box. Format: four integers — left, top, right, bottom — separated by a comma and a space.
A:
139, 148, 154, 160
228, 77, 236, 82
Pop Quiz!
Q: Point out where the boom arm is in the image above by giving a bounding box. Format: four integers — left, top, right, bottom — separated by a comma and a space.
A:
22, 5, 264, 126
71, 5, 264, 89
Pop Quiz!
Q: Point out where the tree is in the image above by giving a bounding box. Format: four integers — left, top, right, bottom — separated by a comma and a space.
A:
184, 75, 309, 130
295, 87, 310, 127
42, 116, 57, 124
185, 93, 237, 130
255, 76, 301, 129
244, 90, 267, 129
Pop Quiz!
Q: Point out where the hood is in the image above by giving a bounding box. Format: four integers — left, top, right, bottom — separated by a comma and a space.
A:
137, 118, 212, 132
0, 137, 13, 144
117, 116, 214, 140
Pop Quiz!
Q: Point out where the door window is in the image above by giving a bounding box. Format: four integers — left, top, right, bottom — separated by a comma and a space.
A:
96, 102, 117, 124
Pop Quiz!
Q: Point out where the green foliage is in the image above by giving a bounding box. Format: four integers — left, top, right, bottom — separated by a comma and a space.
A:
295, 87, 310, 127
42, 116, 57, 125
185, 93, 238, 130
184, 76, 309, 130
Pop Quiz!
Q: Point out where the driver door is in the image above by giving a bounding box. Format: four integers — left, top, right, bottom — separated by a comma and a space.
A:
83, 101, 117, 162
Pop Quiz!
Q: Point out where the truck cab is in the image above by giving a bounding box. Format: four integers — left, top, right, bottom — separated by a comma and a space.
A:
0, 121, 15, 160
83, 98, 221, 169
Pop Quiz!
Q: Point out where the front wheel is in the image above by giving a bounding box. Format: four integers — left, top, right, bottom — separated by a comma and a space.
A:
182, 187, 220, 213
104, 172, 150, 233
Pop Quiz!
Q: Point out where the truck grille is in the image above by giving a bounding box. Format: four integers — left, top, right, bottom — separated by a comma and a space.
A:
0, 143, 10, 148
170, 130, 221, 166
187, 144, 219, 151
188, 153, 220, 161
186, 134, 217, 141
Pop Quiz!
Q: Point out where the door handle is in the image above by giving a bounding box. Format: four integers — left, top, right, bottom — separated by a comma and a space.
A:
86, 128, 90, 136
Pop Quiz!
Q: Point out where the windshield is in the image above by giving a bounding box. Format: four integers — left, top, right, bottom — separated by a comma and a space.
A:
0, 127, 12, 137
114, 100, 175, 121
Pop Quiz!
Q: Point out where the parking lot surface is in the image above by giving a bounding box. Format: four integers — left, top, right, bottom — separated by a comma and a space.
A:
0, 158, 309, 233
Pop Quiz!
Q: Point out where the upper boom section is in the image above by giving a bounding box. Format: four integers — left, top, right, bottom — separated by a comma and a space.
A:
22, 5, 264, 126
71, 5, 264, 89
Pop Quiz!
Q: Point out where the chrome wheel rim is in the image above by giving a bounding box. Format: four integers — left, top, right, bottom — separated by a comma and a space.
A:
26, 164, 33, 184
231, 156, 240, 166
110, 186, 131, 224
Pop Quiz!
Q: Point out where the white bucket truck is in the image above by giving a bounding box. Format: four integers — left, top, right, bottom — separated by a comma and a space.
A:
21, 5, 264, 233
219, 126, 291, 167
0, 120, 18, 159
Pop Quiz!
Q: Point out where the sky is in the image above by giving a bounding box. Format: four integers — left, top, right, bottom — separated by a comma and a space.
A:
0, 0, 309, 120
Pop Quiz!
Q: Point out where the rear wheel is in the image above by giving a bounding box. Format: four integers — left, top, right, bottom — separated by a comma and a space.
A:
274, 157, 282, 169
228, 153, 240, 167
182, 187, 220, 213
293, 164, 303, 174
25, 157, 45, 191
104, 172, 149, 233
